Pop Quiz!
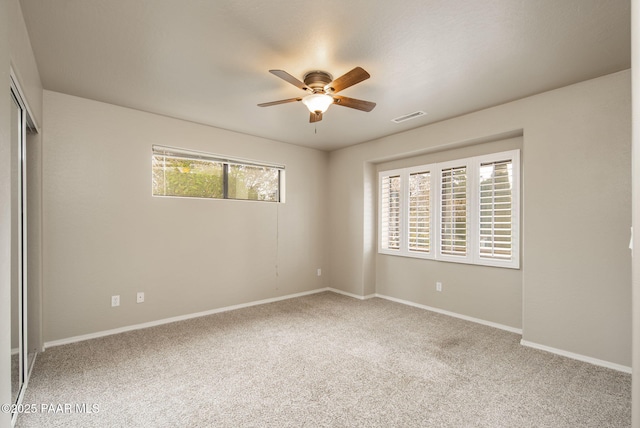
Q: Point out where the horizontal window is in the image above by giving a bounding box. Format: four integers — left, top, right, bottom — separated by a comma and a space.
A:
152, 146, 284, 202
378, 150, 520, 269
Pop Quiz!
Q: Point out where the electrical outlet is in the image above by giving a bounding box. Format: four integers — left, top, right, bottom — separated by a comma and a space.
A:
436, 282, 442, 292
111, 295, 120, 307
137, 292, 144, 303
317, 268, 322, 277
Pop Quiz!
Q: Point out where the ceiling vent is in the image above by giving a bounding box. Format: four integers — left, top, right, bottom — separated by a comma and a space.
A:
391, 110, 426, 124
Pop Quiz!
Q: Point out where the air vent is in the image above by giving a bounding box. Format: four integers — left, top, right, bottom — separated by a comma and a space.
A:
391, 111, 426, 124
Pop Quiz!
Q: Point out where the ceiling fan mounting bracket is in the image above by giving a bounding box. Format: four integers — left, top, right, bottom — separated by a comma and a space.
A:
303, 70, 333, 92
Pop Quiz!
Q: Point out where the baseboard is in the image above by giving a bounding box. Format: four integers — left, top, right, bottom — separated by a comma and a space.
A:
43, 288, 631, 375
345, 292, 630, 374
327, 287, 376, 300
520, 340, 632, 374
374, 293, 523, 335
44, 287, 331, 350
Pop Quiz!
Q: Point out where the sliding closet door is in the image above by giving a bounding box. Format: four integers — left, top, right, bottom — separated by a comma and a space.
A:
10, 86, 23, 409
9, 76, 36, 427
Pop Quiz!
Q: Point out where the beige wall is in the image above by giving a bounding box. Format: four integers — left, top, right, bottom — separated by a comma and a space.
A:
0, 0, 11, 423
375, 136, 523, 328
631, 0, 639, 425
8, 0, 41, 125
42, 91, 329, 342
328, 70, 632, 367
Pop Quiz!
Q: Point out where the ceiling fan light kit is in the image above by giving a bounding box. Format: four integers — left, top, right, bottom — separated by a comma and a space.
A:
301, 93, 333, 114
258, 67, 376, 123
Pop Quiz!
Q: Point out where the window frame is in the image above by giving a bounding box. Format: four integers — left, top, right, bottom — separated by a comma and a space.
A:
472, 151, 520, 268
152, 145, 285, 203
407, 167, 433, 256
437, 160, 470, 263
379, 168, 404, 253
378, 149, 520, 269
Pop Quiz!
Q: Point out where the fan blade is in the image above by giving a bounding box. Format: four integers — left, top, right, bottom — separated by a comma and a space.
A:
269, 70, 310, 91
332, 95, 376, 112
310, 112, 323, 123
257, 98, 302, 107
325, 67, 370, 93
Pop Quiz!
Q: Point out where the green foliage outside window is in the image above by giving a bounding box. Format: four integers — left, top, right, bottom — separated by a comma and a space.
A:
153, 157, 224, 198
152, 155, 280, 202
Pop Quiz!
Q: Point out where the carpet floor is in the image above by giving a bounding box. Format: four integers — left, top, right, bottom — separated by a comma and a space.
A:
15, 292, 631, 427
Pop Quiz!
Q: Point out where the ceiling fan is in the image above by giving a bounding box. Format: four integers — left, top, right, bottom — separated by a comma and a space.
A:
258, 67, 376, 123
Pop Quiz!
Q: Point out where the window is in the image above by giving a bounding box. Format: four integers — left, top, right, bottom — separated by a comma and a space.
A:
152, 145, 284, 202
479, 159, 514, 261
440, 165, 467, 257
408, 170, 431, 253
380, 173, 402, 250
378, 149, 519, 268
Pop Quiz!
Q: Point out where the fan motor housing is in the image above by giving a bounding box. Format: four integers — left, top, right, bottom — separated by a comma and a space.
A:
303, 71, 333, 92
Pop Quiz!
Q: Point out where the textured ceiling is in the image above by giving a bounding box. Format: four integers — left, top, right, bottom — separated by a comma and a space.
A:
20, 0, 630, 151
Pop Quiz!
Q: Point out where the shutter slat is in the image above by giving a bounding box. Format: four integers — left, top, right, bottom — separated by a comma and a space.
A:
380, 174, 402, 250
408, 171, 431, 252
478, 159, 513, 260
440, 166, 467, 256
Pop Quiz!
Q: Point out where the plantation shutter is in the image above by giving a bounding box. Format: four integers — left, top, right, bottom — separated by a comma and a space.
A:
408, 171, 430, 253
378, 149, 518, 268
380, 174, 402, 250
440, 166, 467, 256
479, 159, 513, 260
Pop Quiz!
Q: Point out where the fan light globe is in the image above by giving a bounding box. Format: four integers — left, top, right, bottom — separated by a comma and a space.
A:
302, 93, 333, 113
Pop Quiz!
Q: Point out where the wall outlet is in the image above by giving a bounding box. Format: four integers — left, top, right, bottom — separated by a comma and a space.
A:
137, 292, 144, 303
317, 268, 322, 277
436, 282, 442, 292
111, 295, 120, 307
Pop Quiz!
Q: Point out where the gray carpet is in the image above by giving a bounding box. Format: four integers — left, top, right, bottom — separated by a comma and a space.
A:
15, 292, 631, 427
11, 353, 19, 405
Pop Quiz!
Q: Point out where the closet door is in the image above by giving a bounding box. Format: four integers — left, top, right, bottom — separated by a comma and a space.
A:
10, 85, 22, 409
10, 81, 29, 426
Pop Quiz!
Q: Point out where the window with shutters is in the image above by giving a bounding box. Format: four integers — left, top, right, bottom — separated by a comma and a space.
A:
380, 172, 402, 251
408, 170, 431, 253
378, 149, 519, 268
479, 159, 513, 261
440, 165, 467, 257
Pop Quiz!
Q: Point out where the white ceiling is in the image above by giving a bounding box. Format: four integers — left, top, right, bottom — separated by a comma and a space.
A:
20, 0, 630, 151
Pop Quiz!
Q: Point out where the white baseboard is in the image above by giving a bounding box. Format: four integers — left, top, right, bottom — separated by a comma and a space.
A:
374, 293, 523, 335
520, 340, 632, 374
42, 287, 632, 375
44, 288, 331, 350
327, 287, 376, 300
373, 294, 631, 373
